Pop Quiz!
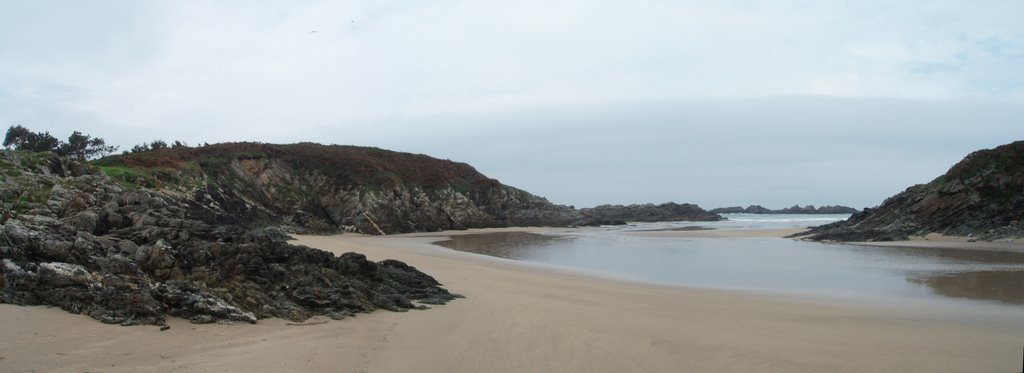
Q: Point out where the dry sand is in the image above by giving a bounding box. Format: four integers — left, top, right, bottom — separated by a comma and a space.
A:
3, 227, 1024, 372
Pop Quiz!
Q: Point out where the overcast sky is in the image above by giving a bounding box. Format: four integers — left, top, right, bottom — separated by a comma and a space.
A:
1, 1, 1021, 209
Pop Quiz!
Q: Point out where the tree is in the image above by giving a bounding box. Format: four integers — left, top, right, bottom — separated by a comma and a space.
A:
3, 125, 118, 159
21, 131, 60, 153
60, 131, 119, 159
150, 139, 167, 150
61, 131, 90, 159
3, 125, 31, 149
130, 143, 151, 153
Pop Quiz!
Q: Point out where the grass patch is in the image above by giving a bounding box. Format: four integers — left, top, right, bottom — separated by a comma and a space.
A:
98, 166, 155, 189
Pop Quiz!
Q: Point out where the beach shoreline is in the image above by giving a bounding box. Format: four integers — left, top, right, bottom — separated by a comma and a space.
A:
853, 233, 1024, 254
2, 227, 1023, 372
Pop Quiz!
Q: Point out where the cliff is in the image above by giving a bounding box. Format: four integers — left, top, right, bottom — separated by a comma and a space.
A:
800, 141, 1024, 241
94, 143, 580, 234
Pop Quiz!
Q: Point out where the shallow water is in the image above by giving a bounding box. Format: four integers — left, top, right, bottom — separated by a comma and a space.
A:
436, 216, 1024, 307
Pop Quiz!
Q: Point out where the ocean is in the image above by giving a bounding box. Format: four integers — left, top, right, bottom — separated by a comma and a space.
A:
437, 214, 1024, 309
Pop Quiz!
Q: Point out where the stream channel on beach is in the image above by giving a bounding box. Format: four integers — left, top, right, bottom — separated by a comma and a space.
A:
437, 214, 1024, 309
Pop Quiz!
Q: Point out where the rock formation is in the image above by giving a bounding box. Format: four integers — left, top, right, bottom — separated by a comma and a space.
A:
799, 141, 1024, 241
95, 143, 580, 235
578, 202, 722, 225
710, 205, 858, 214
0, 151, 458, 326
0, 142, 725, 325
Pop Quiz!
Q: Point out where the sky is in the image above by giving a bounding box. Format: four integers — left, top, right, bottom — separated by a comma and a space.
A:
1, 1, 1022, 209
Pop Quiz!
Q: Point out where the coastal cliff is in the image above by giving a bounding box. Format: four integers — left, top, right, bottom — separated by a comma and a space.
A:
94, 143, 721, 233
800, 141, 1024, 241
94, 143, 580, 235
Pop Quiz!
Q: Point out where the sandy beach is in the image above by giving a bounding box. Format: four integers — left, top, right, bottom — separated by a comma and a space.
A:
3, 227, 1023, 372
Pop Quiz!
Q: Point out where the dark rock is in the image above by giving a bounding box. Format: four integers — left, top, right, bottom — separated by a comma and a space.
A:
798, 141, 1024, 241
154, 281, 257, 324
577, 202, 722, 224
0, 150, 461, 326
710, 204, 858, 214
95, 143, 584, 235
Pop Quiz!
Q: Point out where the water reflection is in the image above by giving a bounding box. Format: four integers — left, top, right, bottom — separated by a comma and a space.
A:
909, 271, 1024, 305
848, 244, 1024, 265
436, 232, 569, 260
437, 231, 1024, 306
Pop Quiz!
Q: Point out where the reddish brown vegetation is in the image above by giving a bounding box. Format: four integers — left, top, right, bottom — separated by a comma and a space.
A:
98, 142, 501, 191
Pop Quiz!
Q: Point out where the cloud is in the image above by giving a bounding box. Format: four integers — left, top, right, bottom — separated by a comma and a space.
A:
361, 96, 1023, 208
0, 1, 1021, 208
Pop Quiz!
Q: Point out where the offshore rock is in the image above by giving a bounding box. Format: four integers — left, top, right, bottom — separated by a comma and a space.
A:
710, 205, 858, 214
578, 202, 722, 224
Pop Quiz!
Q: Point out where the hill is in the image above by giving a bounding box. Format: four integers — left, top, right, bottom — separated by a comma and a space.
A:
800, 141, 1024, 241
93, 142, 580, 234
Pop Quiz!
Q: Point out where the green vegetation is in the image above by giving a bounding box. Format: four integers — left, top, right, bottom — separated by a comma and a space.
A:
96, 165, 155, 189
95, 160, 203, 190
4, 126, 505, 207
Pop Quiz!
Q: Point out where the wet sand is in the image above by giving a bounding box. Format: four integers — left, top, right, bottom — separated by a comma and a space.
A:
2, 227, 1023, 372
857, 233, 1024, 253
624, 226, 807, 238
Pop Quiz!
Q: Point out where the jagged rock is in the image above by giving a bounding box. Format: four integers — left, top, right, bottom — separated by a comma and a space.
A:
134, 240, 181, 281
63, 210, 101, 234
155, 281, 257, 324
0, 150, 461, 326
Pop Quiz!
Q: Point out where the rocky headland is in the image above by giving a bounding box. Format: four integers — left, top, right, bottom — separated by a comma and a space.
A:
0, 142, 725, 325
710, 205, 858, 214
0, 149, 460, 326
798, 141, 1024, 241
94, 142, 582, 235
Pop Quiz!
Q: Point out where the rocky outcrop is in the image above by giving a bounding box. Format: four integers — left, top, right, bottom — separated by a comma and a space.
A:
96, 143, 580, 235
0, 151, 459, 326
799, 141, 1024, 241
93, 144, 728, 232
710, 205, 858, 214
578, 203, 722, 225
